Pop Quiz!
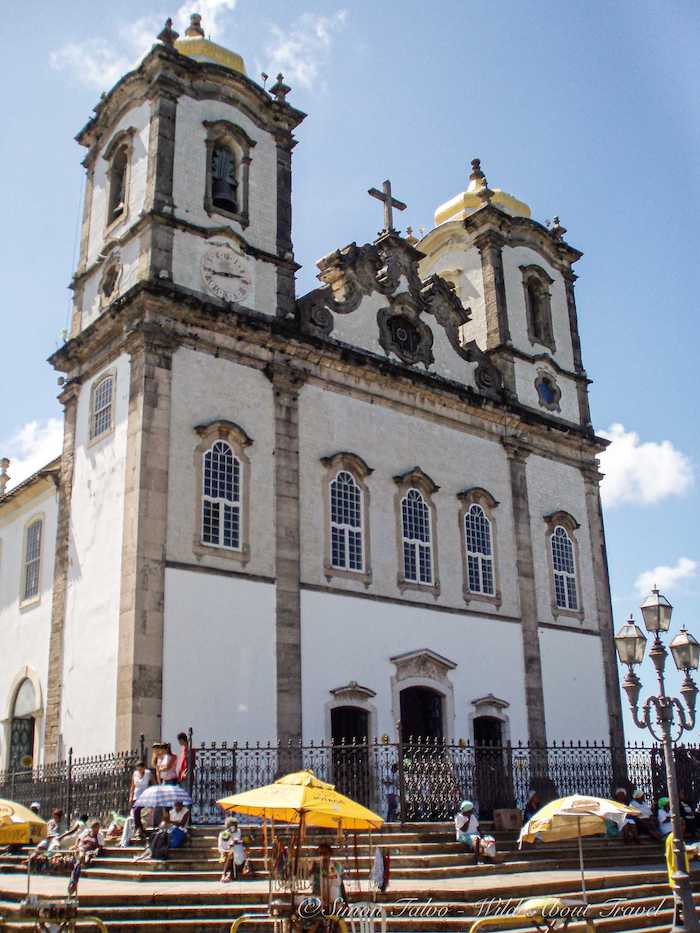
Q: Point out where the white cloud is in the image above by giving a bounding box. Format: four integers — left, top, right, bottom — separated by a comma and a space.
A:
598, 422, 693, 507
49, 0, 237, 91
635, 557, 697, 598
262, 10, 348, 90
1, 419, 63, 491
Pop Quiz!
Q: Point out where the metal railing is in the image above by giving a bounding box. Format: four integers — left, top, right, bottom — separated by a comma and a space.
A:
4, 735, 700, 825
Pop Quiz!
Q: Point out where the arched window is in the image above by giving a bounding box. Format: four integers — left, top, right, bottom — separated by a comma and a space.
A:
520, 265, 555, 352
211, 144, 238, 213
330, 471, 363, 572
464, 504, 494, 595
401, 488, 433, 585
22, 518, 43, 603
90, 372, 114, 441
9, 678, 36, 770
551, 525, 578, 610
108, 145, 128, 224
202, 440, 241, 550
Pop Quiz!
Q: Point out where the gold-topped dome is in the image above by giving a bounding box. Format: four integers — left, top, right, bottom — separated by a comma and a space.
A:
434, 158, 531, 225
174, 13, 246, 75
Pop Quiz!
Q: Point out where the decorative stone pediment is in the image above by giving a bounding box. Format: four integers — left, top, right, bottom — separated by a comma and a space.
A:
390, 649, 457, 682
393, 466, 440, 496
330, 681, 377, 702
297, 231, 503, 400
471, 693, 510, 712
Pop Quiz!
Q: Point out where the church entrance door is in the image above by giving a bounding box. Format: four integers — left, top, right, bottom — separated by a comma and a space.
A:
9, 678, 37, 771
399, 686, 443, 741
473, 715, 511, 817
330, 706, 370, 805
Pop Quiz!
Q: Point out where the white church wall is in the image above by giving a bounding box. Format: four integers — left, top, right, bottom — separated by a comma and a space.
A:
86, 102, 151, 269
0, 486, 57, 768
162, 567, 276, 742
539, 627, 610, 741
171, 229, 277, 317
172, 96, 277, 255
525, 455, 598, 631
80, 236, 142, 327
298, 383, 519, 617
167, 347, 276, 578
327, 281, 478, 388
60, 354, 130, 755
513, 360, 581, 424
300, 588, 529, 744
501, 246, 575, 372
419, 239, 488, 349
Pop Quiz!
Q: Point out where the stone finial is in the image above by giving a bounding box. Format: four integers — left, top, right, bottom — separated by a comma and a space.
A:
185, 13, 205, 37
477, 180, 494, 206
270, 73, 291, 103
549, 215, 567, 241
469, 158, 486, 186
158, 18, 179, 47
405, 225, 418, 246
0, 458, 10, 496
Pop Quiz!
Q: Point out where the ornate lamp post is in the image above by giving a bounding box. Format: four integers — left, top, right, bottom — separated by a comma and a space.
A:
615, 588, 700, 933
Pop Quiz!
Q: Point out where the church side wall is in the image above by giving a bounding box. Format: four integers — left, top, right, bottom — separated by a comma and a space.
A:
526, 454, 599, 631
298, 382, 519, 614
60, 354, 130, 755
161, 568, 276, 742
166, 347, 275, 577
539, 627, 610, 741
0, 487, 57, 768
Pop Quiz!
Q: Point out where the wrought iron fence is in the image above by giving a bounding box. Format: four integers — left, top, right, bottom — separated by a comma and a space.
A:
188, 736, 700, 823
0, 747, 140, 823
3, 736, 700, 826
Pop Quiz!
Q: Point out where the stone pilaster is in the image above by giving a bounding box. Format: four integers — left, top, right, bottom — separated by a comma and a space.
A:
144, 91, 178, 282
474, 230, 510, 349
115, 323, 174, 751
44, 383, 80, 762
275, 140, 296, 318
503, 437, 547, 746
268, 359, 305, 745
563, 272, 592, 427
582, 465, 625, 751
76, 164, 95, 276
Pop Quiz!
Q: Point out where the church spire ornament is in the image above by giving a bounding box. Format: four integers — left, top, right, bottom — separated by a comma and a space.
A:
270, 73, 291, 103
157, 17, 179, 47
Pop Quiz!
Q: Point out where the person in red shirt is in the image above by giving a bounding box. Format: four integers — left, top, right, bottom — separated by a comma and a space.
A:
176, 732, 194, 788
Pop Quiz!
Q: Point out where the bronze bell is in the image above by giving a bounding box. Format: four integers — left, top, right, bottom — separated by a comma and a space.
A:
212, 178, 237, 212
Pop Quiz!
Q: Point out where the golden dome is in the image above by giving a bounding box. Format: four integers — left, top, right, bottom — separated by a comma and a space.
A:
174, 14, 246, 75
434, 158, 531, 226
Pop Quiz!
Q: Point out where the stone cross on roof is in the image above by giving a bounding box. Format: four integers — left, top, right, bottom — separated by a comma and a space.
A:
368, 179, 407, 234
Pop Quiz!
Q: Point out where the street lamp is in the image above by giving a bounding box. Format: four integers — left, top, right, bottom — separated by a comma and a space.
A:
614, 589, 699, 933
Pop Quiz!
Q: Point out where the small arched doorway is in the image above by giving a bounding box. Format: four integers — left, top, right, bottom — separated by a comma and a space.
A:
330, 706, 370, 804
9, 679, 37, 771
474, 714, 510, 817
399, 686, 444, 741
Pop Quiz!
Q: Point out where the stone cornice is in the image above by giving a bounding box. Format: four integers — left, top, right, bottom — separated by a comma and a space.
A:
77, 44, 305, 156
464, 205, 583, 269
50, 279, 609, 462
72, 211, 298, 290
486, 346, 590, 383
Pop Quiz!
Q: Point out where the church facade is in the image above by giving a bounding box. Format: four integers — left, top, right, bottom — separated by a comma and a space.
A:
0, 17, 623, 769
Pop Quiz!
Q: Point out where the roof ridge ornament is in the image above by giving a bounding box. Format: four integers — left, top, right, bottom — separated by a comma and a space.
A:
185, 13, 205, 37
548, 215, 567, 241
270, 73, 291, 103
158, 17, 179, 47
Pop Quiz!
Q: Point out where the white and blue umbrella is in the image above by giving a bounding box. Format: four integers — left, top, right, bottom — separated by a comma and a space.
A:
136, 784, 192, 808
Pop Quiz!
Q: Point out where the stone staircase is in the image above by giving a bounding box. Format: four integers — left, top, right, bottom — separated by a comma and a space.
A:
0, 822, 669, 883
1, 821, 689, 932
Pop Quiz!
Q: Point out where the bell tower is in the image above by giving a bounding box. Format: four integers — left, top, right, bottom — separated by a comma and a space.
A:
45, 16, 306, 757
69, 15, 305, 335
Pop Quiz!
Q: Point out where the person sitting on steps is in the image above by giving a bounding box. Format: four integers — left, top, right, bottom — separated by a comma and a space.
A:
454, 800, 482, 864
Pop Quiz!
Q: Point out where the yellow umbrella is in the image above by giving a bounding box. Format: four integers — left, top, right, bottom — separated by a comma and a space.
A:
518, 794, 637, 902
217, 769, 384, 830
0, 799, 47, 845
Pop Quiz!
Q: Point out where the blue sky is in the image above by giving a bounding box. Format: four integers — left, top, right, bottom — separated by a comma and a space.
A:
2, 0, 698, 740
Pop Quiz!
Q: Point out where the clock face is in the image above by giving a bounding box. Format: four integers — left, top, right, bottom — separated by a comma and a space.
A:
201, 242, 252, 303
